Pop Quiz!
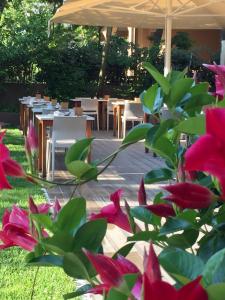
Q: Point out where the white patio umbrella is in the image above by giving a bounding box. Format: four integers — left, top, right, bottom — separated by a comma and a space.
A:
51, 0, 225, 74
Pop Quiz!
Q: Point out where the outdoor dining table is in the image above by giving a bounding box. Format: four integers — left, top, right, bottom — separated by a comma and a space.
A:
35, 113, 95, 178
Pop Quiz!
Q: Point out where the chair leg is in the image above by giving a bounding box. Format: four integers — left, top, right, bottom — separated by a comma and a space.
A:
107, 114, 109, 131
46, 141, 51, 177
97, 113, 100, 131
51, 143, 55, 180
123, 120, 126, 139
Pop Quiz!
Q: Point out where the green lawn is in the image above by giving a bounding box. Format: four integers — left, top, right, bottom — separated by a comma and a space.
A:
0, 128, 75, 299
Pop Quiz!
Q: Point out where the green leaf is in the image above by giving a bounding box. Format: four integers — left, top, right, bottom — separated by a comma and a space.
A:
146, 136, 176, 166
175, 115, 205, 135
112, 243, 135, 259
27, 255, 63, 267
73, 219, 107, 251
143, 83, 158, 112
198, 232, 225, 263
106, 288, 128, 300
184, 94, 215, 115
159, 248, 204, 283
63, 252, 90, 280
56, 197, 86, 234
160, 217, 194, 236
128, 231, 163, 242
66, 160, 98, 180
145, 168, 173, 184
30, 214, 54, 233
143, 62, 170, 95
207, 283, 225, 300
65, 138, 94, 166
190, 82, 209, 95
43, 232, 74, 254
203, 248, 225, 286
169, 78, 193, 107
122, 123, 153, 145
63, 284, 92, 299
217, 98, 225, 107
130, 206, 154, 224
116, 274, 139, 297
167, 229, 199, 249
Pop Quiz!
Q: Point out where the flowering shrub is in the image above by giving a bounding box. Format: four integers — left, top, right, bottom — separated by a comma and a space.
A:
2, 64, 225, 299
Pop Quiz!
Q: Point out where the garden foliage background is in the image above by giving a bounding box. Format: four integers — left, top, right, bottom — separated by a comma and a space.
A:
0, 0, 217, 112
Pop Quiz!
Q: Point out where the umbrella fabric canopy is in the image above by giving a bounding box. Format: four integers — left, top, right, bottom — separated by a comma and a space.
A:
52, 0, 225, 74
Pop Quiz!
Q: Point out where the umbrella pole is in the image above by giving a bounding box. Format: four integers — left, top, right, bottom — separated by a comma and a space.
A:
164, 0, 172, 76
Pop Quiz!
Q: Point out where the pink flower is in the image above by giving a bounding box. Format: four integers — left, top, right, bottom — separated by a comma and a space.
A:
52, 199, 61, 220
144, 244, 208, 300
164, 182, 214, 209
84, 250, 141, 297
26, 121, 38, 153
145, 203, 176, 217
138, 178, 147, 205
90, 190, 132, 232
203, 64, 225, 99
0, 206, 37, 251
29, 196, 51, 214
185, 108, 225, 197
0, 131, 24, 189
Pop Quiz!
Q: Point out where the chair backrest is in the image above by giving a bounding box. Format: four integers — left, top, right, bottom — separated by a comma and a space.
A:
52, 116, 86, 140
124, 101, 143, 119
42, 108, 55, 115
81, 99, 98, 112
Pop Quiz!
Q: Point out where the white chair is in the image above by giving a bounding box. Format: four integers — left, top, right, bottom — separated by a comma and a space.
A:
106, 98, 120, 131
46, 116, 87, 180
122, 101, 144, 138
80, 99, 99, 131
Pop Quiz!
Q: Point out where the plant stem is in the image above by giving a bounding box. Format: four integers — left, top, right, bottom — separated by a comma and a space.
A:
30, 267, 40, 300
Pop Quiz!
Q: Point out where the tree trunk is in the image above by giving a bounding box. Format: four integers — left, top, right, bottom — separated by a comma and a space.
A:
97, 27, 112, 97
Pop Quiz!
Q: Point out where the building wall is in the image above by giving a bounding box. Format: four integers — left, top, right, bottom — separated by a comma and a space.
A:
135, 28, 221, 62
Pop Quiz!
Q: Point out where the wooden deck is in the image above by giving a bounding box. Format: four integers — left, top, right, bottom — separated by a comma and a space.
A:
45, 131, 171, 284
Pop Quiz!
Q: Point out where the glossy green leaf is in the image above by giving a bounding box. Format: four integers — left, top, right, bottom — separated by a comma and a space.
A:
146, 136, 176, 166
122, 123, 153, 145
27, 255, 63, 267
145, 168, 173, 184
73, 219, 107, 251
169, 78, 193, 106
112, 243, 135, 259
67, 160, 98, 180
217, 98, 225, 107
63, 284, 92, 299
116, 274, 139, 297
167, 229, 199, 249
159, 248, 204, 283
175, 115, 205, 135
143, 83, 158, 112
203, 248, 225, 286
128, 231, 163, 242
190, 82, 209, 95
143, 62, 170, 95
207, 283, 225, 300
130, 206, 154, 224
56, 197, 86, 234
106, 288, 128, 300
160, 217, 194, 236
184, 94, 215, 115
43, 232, 74, 254
63, 252, 90, 280
198, 232, 225, 263
65, 138, 94, 166
30, 214, 54, 232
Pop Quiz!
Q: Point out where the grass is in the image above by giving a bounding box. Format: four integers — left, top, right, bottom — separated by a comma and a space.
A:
0, 128, 75, 300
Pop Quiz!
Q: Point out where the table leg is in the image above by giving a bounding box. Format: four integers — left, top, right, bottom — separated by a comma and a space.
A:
41, 122, 47, 178
113, 106, 117, 136
117, 106, 122, 139
20, 103, 24, 131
